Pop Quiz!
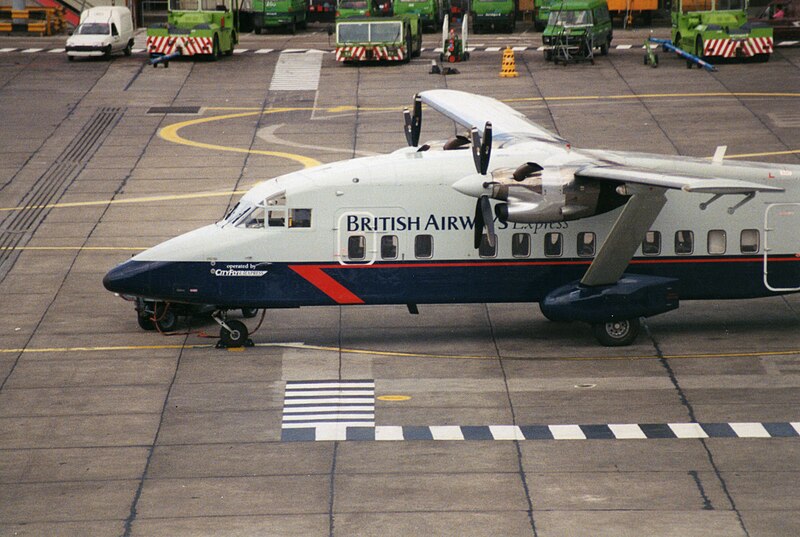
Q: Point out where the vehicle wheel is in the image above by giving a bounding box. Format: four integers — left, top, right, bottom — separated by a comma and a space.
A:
686, 59, 693, 69
137, 313, 156, 331
241, 307, 259, 318
124, 40, 133, 56
600, 40, 608, 56
695, 36, 703, 58
104, 45, 112, 59
154, 305, 179, 332
652, 53, 659, 67
414, 32, 422, 57
592, 318, 640, 347
68, 55, 74, 61
220, 319, 249, 348
290, 21, 296, 35
544, 49, 552, 61
643, 53, 648, 65
211, 35, 220, 60
300, 17, 308, 30
405, 32, 412, 62
254, 25, 262, 35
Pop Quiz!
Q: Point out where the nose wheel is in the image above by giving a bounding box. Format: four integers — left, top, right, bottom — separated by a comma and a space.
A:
213, 312, 254, 348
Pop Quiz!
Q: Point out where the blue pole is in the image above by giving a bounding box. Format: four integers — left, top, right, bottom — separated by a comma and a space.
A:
648, 37, 717, 72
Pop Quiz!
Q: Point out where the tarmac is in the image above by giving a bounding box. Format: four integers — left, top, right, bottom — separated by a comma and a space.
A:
0, 20, 799, 537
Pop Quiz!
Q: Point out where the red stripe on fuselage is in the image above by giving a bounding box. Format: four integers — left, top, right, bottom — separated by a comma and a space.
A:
289, 265, 365, 304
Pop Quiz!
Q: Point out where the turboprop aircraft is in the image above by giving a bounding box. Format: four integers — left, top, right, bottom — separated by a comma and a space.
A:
103, 89, 800, 347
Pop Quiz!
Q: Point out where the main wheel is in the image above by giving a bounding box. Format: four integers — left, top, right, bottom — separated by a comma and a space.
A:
137, 313, 156, 331
592, 319, 640, 347
220, 319, 249, 348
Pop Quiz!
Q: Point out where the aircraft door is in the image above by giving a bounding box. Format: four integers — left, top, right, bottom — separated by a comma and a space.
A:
763, 203, 800, 292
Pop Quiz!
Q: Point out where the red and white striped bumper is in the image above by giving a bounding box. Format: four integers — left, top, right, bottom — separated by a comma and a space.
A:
703, 37, 773, 58
147, 36, 215, 56
335, 45, 405, 62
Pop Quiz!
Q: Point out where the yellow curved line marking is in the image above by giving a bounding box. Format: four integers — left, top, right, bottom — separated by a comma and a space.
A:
159, 109, 322, 169
377, 395, 412, 402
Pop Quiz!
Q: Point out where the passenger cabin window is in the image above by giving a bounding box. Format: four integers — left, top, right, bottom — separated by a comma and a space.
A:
348, 235, 366, 260
707, 230, 727, 255
381, 235, 398, 259
415, 234, 433, 259
675, 230, 694, 255
479, 234, 497, 258
740, 229, 760, 254
512, 233, 531, 258
642, 231, 661, 256
544, 232, 563, 257
577, 232, 596, 257
289, 208, 312, 228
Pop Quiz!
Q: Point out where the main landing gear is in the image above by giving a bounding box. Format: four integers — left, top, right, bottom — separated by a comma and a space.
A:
591, 318, 641, 347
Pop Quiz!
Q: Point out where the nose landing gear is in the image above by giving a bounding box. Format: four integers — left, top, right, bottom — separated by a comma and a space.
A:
213, 311, 254, 348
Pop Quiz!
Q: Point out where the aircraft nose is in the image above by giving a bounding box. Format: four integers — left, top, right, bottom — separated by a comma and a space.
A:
103, 259, 154, 296
452, 174, 491, 198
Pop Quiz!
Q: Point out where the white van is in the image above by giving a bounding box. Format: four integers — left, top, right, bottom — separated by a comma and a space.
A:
66, 6, 135, 60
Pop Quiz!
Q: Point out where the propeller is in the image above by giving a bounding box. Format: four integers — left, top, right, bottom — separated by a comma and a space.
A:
474, 194, 496, 249
470, 121, 492, 175
403, 94, 422, 147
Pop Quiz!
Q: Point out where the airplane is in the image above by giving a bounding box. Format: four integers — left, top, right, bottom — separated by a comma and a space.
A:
103, 89, 800, 347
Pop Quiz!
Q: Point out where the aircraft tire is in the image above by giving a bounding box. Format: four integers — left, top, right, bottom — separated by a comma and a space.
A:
220, 319, 249, 348
154, 305, 179, 332
137, 313, 156, 331
592, 318, 640, 347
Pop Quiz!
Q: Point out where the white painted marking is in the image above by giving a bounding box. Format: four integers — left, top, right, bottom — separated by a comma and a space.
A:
430, 425, 465, 440
792, 422, 800, 434
485, 46, 501, 52
777, 41, 798, 46
285, 389, 373, 397
314, 424, 349, 440
255, 48, 274, 54
132, 48, 145, 54
512, 46, 527, 51
22, 48, 43, 53
287, 382, 374, 390
0, 48, 17, 53
233, 48, 248, 54
608, 423, 647, 439
465, 47, 476, 52
669, 423, 709, 439
730, 422, 771, 438
49, 48, 65, 53
283, 406, 375, 413
536, 46, 546, 51
284, 398, 374, 406
616, 44, 633, 49
433, 47, 443, 52
282, 413, 374, 421
375, 426, 405, 441
549, 424, 586, 440
489, 425, 525, 440
269, 51, 322, 91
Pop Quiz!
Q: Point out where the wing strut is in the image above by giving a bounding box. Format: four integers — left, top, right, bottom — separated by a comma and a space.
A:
580, 186, 668, 287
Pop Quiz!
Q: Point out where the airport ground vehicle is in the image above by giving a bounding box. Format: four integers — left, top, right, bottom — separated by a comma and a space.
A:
146, 0, 239, 59
534, 0, 554, 31
393, 0, 441, 30
471, 0, 515, 32
606, 0, 656, 25
671, 0, 772, 61
308, 0, 336, 21
750, 0, 799, 40
336, 0, 386, 18
542, 0, 612, 60
334, 14, 421, 61
252, 0, 307, 33
65, 6, 134, 60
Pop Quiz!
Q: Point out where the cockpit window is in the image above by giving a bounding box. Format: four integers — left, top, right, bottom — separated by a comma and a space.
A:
240, 204, 266, 228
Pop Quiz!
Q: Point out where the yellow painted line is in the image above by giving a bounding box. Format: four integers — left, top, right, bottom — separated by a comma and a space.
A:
0, 246, 147, 252
159, 110, 322, 169
378, 395, 412, 402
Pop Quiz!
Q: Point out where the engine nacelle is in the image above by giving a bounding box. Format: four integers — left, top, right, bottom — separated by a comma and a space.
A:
488, 165, 628, 223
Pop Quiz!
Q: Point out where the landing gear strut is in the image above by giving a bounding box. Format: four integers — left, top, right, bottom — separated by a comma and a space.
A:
213, 311, 254, 348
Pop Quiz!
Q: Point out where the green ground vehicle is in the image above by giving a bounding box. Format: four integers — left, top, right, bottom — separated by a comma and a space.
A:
471, 0, 515, 32
146, 0, 239, 59
534, 0, 555, 31
393, 0, 442, 30
252, 0, 307, 33
334, 14, 422, 61
671, 0, 773, 62
336, 0, 380, 18
542, 0, 612, 60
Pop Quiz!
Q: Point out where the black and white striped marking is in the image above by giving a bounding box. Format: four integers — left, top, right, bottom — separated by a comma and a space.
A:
281, 380, 375, 441
282, 421, 800, 442
269, 50, 324, 91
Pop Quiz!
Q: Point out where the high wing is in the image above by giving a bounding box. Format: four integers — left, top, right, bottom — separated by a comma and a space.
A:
418, 89, 567, 144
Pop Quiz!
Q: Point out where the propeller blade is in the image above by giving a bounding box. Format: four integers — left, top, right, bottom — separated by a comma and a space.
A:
474, 195, 495, 249
473, 194, 484, 249
470, 122, 492, 175
403, 95, 422, 147
481, 194, 496, 248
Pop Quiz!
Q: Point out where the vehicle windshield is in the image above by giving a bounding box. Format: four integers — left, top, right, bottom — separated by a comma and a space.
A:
77, 22, 110, 35
549, 9, 592, 25
338, 22, 370, 42
339, 0, 368, 7
715, 0, 745, 9
678, 0, 745, 10
170, 0, 199, 10
370, 22, 402, 41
